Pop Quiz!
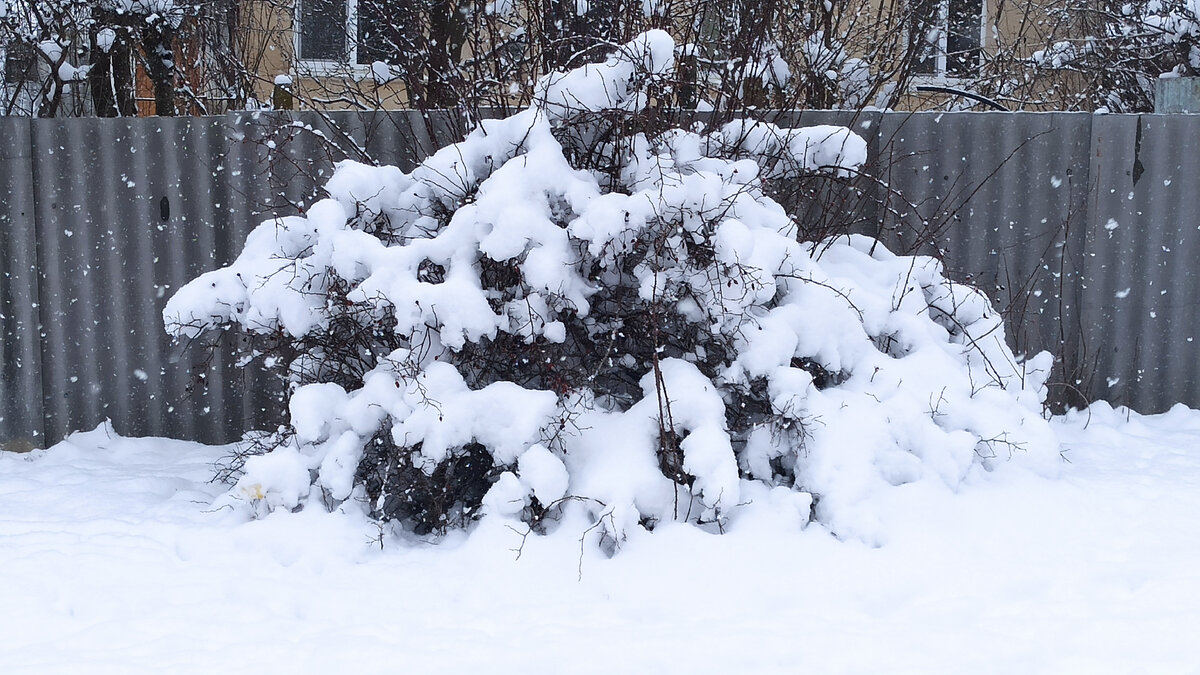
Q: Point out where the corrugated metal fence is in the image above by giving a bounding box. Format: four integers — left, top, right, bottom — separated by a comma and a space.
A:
1, 110, 1197, 447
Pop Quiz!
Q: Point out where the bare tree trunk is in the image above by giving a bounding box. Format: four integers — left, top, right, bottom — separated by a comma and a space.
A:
89, 17, 137, 117
143, 23, 178, 116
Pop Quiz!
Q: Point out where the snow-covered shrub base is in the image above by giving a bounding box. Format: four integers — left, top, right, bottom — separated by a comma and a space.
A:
166, 31, 1058, 544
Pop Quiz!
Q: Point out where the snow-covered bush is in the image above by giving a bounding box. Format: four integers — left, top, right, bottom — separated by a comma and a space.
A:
165, 31, 1058, 544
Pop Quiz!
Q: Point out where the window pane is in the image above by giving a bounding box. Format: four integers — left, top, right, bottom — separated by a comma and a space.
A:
356, 0, 391, 65
355, 0, 419, 67
4, 42, 37, 83
300, 0, 348, 61
909, 0, 941, 75
946, 0, 982, 76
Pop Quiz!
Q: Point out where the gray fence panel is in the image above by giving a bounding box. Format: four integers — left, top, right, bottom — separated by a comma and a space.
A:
151, 116, 284, 443
26, 116, 285, 444
359, 109, 473, 169
878, 112, 1094, 405
1082, 115, 1200, 412
0, 118, 43, 445
261, 110, 484, 194
10, 109, 1200, 447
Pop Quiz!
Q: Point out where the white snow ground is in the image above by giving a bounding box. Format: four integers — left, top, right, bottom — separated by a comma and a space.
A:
2, 403, 1198, 674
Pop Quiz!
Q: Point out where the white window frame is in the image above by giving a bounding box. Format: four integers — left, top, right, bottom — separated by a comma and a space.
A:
293, 0, 375, 77
909, 0, 987, 84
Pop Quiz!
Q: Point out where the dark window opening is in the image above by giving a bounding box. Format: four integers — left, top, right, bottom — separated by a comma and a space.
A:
4, 42, 37, 83
946, 0, 983, 76
299, 0, 348, 61
356, 1, 406, 66
907, 0, 983, 77
299, 0, 407, 66
908, 0, 941, 76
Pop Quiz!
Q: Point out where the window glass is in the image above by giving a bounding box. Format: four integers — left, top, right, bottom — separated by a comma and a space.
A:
4, 42, 37, 83
300, 0, 348, 61
356, 1, 392, 65
908, 0, 982, 77
947, 0, 982, 76
909, 0, 942, 75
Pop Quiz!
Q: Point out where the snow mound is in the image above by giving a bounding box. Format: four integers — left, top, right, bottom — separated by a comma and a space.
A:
165, 32, 1059, 546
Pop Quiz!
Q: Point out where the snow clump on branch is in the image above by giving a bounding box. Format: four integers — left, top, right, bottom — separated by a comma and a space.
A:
165, 30, 1058, 546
